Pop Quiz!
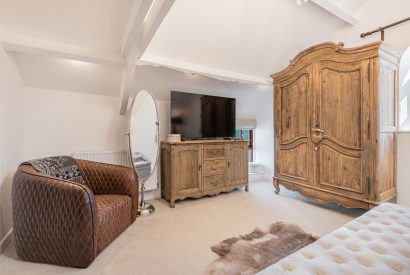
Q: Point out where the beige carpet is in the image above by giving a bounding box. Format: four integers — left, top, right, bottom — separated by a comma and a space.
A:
0, 181, 365, 275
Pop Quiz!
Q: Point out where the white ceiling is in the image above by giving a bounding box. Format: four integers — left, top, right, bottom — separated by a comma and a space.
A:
13, 52, 122, 96
0, 0, 133, 53
1, 0, 409, 110
330, 0, 367, 13
142, 0, 348, 83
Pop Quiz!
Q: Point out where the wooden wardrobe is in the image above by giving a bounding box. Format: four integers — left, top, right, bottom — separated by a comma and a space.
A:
272, 42, 400, 209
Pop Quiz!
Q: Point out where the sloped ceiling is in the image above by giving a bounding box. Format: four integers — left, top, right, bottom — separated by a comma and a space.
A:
13, 52, 122, 96
0, 0, 133, 53
4, 0, 409, 101
141, 0, 349, 83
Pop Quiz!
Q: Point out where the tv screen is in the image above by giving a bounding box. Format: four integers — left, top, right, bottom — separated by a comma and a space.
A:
171, 91, 236, 140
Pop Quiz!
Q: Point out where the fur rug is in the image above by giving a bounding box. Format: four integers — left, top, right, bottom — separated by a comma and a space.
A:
206, 222, 317, 275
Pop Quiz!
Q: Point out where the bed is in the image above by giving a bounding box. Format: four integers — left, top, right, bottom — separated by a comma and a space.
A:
258, 203, 410, 274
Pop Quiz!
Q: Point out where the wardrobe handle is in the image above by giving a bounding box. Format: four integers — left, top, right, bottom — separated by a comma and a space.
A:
311, 128, 324, 144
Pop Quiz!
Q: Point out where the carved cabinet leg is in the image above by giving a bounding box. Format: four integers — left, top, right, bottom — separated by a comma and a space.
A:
245, 184, 249, 192
273, 178, 280, 195
170, 198, 175, 208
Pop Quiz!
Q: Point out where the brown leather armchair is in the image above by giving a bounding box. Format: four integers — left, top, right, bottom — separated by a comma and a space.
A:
12, 159, 138, 268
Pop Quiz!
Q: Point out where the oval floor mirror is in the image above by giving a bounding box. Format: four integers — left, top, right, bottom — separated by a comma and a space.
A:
129, 90, 159, 217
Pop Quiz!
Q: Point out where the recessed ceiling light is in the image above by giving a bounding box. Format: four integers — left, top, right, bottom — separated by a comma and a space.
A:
296, 0, 309, 5
185, 72, 197, 77
67, 59, 91, 66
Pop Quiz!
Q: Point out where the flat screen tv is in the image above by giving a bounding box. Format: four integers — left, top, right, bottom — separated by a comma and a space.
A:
171, 91, 236, 140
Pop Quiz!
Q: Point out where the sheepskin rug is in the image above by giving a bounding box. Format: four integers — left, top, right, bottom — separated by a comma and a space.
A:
206, 222, 317, 275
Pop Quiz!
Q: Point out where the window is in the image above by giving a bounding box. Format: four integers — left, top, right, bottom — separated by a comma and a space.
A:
399, 46, 410, 131
235, 129, 254, 162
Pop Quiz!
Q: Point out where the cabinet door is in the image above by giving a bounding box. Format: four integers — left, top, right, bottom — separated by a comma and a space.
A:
275, 65, 314, 185
173, 145, 202, 194
314, 60, 371, 199
227, 143, 248, 186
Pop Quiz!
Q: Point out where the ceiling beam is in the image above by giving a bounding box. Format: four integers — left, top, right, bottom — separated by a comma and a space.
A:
119, 0, 175, 114
121, 0, 153, 56
139, 53, 272, 85
1, 33, 125, 66
139, 0, 175, 56
311, 0, 359, 26
119, 46, 139, 115
0, 23, 4, 37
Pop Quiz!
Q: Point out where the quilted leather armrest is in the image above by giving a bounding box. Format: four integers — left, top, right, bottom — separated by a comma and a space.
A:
12, 166, 97, 268
76, 160, 138, 221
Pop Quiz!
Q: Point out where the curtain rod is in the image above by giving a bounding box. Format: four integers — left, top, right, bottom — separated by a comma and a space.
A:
360, 17, 410, 41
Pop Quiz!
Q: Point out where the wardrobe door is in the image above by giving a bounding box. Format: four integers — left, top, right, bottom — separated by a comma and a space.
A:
314, 60, 371, 199
275, 65, 314, 185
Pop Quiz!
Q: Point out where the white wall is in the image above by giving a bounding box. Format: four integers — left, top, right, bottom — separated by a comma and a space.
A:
134, 65, 274, 181
22, 86, 171, 198
398, 49, 410, 206
254, 91, 274, 180
23, 87, 128, 160
22, 65, 271, 161
21, 67, 271, 201
133, 66, 272, 197
0, 47, 25, 246
133, 65, 272, 116
397, 133, 410, 206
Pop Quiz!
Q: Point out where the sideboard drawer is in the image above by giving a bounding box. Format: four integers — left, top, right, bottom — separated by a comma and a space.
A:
203, 159, 226, 175
204, 174, 226, 190
203, 145, 225, 159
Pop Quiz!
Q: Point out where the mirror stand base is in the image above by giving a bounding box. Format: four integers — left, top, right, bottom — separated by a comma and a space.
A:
138, 203, 155, 217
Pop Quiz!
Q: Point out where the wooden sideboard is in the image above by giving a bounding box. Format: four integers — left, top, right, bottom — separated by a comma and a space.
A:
161, 140, 248, 207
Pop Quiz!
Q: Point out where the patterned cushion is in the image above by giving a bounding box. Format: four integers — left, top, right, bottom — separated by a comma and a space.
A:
258, 203, 410, 275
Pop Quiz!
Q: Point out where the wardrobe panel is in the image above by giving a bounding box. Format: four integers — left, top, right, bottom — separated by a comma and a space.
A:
319, 63, 363, 150
280, 73, 309, 144
319, 145, 363, 194
278, 143, 308, 181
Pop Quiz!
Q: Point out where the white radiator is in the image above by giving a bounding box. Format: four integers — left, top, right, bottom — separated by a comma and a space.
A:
72, 149, 132, 167
72, 149, 158, 191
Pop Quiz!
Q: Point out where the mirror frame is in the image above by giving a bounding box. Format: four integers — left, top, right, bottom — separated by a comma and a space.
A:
128, 89, 160, 182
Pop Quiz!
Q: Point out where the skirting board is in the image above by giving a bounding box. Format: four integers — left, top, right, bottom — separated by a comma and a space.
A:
0, 228, 13, 254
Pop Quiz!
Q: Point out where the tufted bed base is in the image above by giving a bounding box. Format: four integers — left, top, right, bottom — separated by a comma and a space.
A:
258, 203, 410, 274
